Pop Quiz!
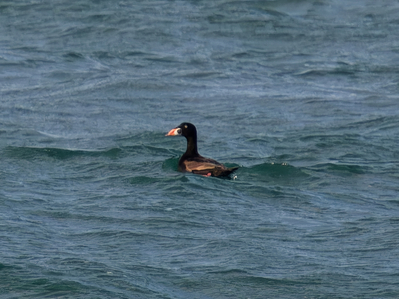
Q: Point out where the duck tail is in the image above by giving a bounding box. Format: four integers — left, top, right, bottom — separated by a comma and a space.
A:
219, 166, 239, 177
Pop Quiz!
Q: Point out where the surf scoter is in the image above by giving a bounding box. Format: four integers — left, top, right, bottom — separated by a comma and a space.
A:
165, 122, 238, 177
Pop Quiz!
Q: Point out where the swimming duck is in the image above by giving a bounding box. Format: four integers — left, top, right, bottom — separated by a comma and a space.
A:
166, 122, 238, 177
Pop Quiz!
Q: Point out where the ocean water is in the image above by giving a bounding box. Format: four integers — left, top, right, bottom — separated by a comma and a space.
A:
1, 0, 399, 298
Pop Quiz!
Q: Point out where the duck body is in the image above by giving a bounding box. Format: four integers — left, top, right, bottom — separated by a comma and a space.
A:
166, 122, 238, 177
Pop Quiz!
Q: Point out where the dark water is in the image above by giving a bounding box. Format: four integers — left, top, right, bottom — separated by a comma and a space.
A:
1, 0, 399, 298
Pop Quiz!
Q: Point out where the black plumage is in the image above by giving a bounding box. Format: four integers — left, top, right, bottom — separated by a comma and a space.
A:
166, 122, 238, 177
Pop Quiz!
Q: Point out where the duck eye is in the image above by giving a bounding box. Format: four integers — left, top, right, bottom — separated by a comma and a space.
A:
184, 125, 188, 129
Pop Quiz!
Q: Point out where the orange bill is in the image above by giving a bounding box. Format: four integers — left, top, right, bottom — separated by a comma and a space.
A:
165, 128, 180, 136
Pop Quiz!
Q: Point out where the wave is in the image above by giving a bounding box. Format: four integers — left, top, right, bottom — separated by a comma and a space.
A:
310, 163, 368, 175
159, 160, 310, 187
4, 146, 122, 160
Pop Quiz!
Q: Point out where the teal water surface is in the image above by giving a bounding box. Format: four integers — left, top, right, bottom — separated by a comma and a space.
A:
1, 0, 399, 298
